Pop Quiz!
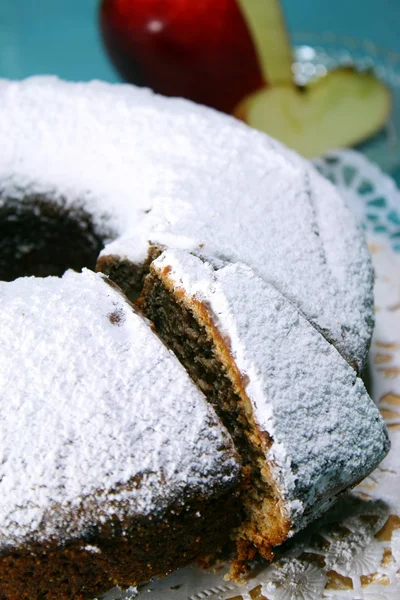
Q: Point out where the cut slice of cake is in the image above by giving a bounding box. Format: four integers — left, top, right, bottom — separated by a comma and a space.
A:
139, 249, 390, 576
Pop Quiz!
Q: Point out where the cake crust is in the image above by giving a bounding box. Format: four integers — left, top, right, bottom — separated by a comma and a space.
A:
0, 494, 239, 600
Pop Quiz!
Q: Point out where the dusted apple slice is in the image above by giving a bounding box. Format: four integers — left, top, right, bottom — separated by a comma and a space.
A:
234, 68, 391, 158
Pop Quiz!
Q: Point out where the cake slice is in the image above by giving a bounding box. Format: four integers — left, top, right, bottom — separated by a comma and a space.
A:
140, 249, 390, 576
0, 269, 240, 600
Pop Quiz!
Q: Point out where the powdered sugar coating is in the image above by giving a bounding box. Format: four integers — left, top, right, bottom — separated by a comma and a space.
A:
152, 249, 389, 533
0, 77, 373, 370
0, 269, 239, 550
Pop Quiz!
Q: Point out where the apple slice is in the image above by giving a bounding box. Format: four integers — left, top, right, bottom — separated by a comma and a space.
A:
234, 68, 391, 158
236, 0, 292, 85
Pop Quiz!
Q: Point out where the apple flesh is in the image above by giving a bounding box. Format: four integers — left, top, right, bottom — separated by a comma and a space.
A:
235, 0, 292, 86
234, 69, 391, 158
100, 0, 264, 113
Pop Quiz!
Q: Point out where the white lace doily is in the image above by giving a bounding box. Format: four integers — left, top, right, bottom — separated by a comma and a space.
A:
103, 151, 400, 600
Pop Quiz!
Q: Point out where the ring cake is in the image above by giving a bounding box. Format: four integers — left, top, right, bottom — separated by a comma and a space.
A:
0, 77, 389, 599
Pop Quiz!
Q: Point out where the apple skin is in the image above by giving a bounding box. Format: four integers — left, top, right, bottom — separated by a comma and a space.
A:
100, 0, 264, 113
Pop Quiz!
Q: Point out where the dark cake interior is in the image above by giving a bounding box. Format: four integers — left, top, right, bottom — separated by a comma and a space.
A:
0, 196, 108, 281
97, 245, 163, 302
139, 269, 290, 575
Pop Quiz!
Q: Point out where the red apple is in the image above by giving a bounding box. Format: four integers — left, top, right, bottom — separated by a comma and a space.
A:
100, 0, 265, 113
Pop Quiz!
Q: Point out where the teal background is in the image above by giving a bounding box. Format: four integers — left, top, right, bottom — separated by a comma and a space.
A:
1, 0, 399, 83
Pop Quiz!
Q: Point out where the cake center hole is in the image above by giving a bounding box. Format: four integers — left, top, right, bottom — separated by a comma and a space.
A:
0, 196, 107, 281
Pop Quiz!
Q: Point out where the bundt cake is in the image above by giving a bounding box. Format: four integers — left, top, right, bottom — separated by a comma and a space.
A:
0, 269, 241, 600
0, 76, 389, 599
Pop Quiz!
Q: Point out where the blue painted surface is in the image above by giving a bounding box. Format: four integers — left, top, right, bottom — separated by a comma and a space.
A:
282, 0, 400, 54
0, 0, 117, 82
